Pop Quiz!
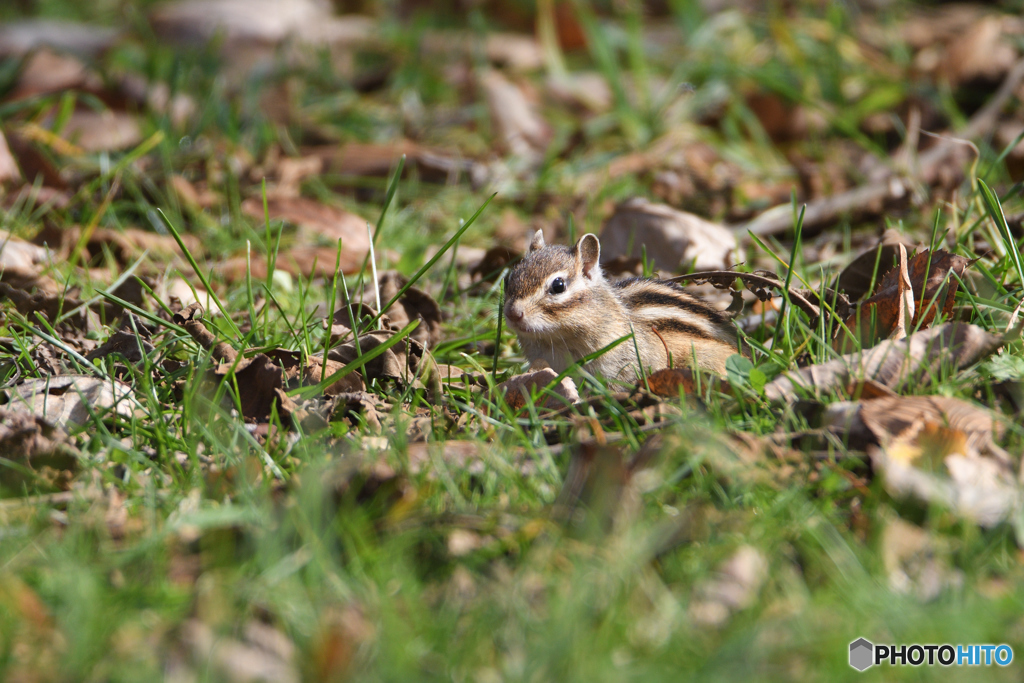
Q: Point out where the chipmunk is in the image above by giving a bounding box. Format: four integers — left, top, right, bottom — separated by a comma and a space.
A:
503, 231, 739, 382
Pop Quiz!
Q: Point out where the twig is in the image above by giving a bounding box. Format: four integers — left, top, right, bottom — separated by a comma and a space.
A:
733, 56, 1024, 240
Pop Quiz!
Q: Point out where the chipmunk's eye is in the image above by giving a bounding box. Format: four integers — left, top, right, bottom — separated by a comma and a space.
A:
549, 277, 566, 294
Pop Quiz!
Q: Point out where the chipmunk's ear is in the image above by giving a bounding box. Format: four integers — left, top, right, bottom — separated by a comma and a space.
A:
576, 233, 601, 279
528, 230, 546, 253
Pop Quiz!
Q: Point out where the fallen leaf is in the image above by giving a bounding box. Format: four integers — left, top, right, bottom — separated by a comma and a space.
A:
326, 330, 419, 384
311, 606, 373, 682
368, 271, 443, 349
0, 409, 78, 490
2, 375, 136, 428
418, 441, 531, 478
478, 68, 552, 161
831, 228, 917, 302
0, 19, 119, 57
2, 129, 68, 189
689, 546, 768, 628
495, 368, 579, 411
151, 0, 348, 45
872, 443, 1020, 529
264, 154, 322, 199
838, 248, 972, 349
892, 244, 915, 340
422, 31, 543, 71
545, 72, 614, 113
240, 195, 370, 265
600, 197, 736, 273
940, 14, 1019, 86
1, 229, 54, 291
61, 110, 143, 153
86, 326, 155, 365
860, 395, 1005, 458
10, 48, 102, 99
35, 224, 202, 266
169, 174, 220, 210
765, 323, 1003, 401
643, 367, 697, 397
314, 141, 478, 184
0, 130, 22, 185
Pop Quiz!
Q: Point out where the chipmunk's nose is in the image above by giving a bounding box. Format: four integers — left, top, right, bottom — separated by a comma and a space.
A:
505, 303, 524, 323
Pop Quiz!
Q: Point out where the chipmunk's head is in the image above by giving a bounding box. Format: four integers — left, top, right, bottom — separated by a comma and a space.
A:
503, 230, 606, 338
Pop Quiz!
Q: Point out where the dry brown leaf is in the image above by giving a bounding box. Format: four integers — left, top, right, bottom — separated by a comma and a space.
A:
0, 130, 22, 185
746, 92, 824, 144
326, 391, 390, 431
495, 368, 579, 411
860, 395, 1005, 459
0, 408, 78, 489
600, 197, 736, 273
837, 248, 972, 350
86, 327, 155, 365
1, 229, 53, 289
311, 606, 373, 682
217, 246, 353, 282
174, 306, 362, 421
10, 48, 103, 99
892, 244, 915, 340
3, 129, 68, 189
478, 68, 552, 161
421, 31, 543, 71
61, 110, 143, 153
3, 375, 136, 427
265, 155, 323, 199
314, 140, 478, 185
0, 19, 119, 57
872, 441, 1020, 529
368, 271, 443, 349
35, 224, 202, 267
545, 72, 613, 113
832, 228, 917, 302
265, 348, 364, 396
152, 0, 339, 45
689, 546, 768, 628
241, 195, 369, 260
643, 368, 697, 397
765, 323, 1003, 401
169, 174, 220, 210
327, 331, 414, 384
940, 14, 1020, 86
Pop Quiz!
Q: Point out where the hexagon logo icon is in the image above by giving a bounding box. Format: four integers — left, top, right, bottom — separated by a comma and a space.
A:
849, 638, 874, 671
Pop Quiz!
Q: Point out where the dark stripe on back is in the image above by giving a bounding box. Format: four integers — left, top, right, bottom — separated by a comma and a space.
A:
614, 278, 728, 323
647, 318, 729, 343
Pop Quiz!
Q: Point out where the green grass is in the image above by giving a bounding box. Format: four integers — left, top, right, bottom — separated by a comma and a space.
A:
3, 0, 1024, 681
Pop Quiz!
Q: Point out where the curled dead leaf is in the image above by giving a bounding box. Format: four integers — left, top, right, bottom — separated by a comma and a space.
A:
766, 323, 1003, 401
602, 198, 737, 273
2, 374, 136, 427
495, 368, 579, 411
837, 248, 972, 350
367, 271, 442, 349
